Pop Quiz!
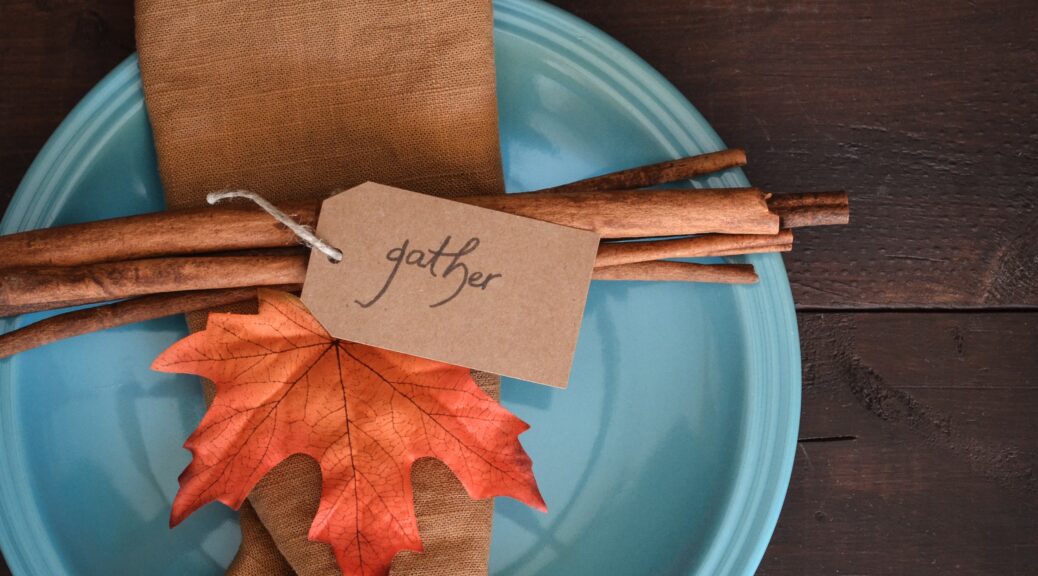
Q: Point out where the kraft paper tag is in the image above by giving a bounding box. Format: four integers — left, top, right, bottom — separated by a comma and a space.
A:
301, 182, 600, 388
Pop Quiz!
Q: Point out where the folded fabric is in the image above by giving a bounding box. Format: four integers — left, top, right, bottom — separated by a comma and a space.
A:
136, 1, 505, 573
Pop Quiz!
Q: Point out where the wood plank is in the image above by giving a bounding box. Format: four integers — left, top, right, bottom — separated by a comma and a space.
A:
0, 0, 134, 210
552, 0, 1038, 308
761, 311, 1038, 574
3, 1, 1036, 308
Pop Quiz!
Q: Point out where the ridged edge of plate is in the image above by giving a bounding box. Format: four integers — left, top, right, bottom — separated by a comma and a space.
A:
0, 57, 147, 576
495, 1, 799, 574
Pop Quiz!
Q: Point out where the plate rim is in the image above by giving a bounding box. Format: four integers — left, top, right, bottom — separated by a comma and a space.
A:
493, 2, 799, 574
0, 1, 800, 574
1, 56, 150, 576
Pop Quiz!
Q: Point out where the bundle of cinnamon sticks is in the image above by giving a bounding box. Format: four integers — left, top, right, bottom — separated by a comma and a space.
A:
0, 149, 848, 358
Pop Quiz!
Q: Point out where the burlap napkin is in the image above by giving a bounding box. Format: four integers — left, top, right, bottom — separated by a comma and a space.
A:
135, 1, 505, 574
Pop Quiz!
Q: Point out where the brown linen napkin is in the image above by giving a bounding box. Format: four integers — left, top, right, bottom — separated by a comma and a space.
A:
135, 1, 505, 574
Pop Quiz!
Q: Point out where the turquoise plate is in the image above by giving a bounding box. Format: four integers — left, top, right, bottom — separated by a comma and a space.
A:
0, 1, 799, 574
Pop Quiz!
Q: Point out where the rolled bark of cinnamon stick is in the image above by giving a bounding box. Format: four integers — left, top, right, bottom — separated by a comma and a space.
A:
0, 261, 757, 359
1, 247, 760, 317
595, 230, 793, 268
767, 192, 849, 228
0, 255, 306, 316
0, 286, 301, 359
461, 188, 779, 237
0, 261, 757, 358
0, 202, 318, 269
592, 261, 758, 284
0, 188, 789, 270
0, 189, 849, 271
0, 296, 138, 317
534, 149, 747, 193
0, 150, 747, 270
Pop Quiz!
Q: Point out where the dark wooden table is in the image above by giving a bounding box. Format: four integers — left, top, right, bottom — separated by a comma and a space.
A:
1, 1, 1035, 574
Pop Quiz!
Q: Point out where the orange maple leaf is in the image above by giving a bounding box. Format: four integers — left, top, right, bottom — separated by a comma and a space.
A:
152, 288, 545, 576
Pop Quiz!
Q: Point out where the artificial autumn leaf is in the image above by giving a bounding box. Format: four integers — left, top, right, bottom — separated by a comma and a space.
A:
152, 288, 546, 576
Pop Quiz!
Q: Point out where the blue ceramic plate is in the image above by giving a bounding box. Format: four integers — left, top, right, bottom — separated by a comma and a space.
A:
0, 1, 799, 574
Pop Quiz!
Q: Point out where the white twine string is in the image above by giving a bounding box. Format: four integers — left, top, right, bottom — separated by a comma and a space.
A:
206, 190, 343, 262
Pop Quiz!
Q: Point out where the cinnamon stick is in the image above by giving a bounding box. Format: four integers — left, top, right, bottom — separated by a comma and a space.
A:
0, 188, 793, 270
592, 261, 758, 284
767, 192, 849, 228
1, 248, 761, 316
534, 149, 747, 193
0, 255, 306, 316
0, 202, 317, 269
595, 230, 792, 268
0, 259, 756, 359
0, 286, 301, 359
0, 150, 746, 270
460, 188, 779, 237
0, 188, 852, 272
0, 296, 132, 317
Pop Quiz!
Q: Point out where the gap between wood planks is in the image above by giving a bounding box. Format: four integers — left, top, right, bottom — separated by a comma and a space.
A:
798, 435, 857, 443
795, 306, 1038, 313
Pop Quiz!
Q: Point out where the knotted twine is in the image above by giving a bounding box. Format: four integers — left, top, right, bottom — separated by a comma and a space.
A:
207, 190, 343, 262
135, 1, 506, 574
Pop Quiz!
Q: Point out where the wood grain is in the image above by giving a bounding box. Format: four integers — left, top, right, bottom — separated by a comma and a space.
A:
763, 312, 1038, 575
0, 255, 309, 315
1, 1, 1036, 575
0, 0, 134, 212
553, 0, 1038, 308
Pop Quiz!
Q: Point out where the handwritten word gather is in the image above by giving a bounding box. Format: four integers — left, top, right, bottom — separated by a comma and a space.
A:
356, 236, 502, 308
